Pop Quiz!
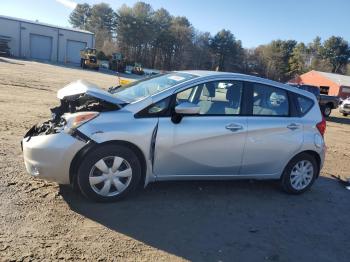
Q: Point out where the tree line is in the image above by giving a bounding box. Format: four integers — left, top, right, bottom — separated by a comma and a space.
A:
69, 1, 350, 82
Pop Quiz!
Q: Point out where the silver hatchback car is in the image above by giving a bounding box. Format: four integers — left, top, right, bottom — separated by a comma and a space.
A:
22, 71, 326, 202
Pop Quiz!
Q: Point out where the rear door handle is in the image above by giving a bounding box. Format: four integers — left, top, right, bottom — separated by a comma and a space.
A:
287, 123, 300, 130
225, 123, 243, 132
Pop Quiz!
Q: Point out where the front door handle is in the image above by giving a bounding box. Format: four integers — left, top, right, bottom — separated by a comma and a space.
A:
225, 123, 243, 132
287, 123, 300, 130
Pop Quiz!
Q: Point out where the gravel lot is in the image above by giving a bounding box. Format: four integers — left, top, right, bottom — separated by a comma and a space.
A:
0, 58, 349, 262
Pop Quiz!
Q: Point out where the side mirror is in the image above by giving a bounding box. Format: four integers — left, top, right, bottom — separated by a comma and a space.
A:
175, 102, 200, 115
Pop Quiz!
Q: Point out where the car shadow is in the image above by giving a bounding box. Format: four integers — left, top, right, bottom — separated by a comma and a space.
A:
59, 176, 350, 261
327, 115, 350, 125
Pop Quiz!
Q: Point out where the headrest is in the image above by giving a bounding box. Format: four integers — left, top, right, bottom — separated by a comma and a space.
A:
226, 85, 241, 101
269, 92, 286, 107
202, 82, 215, 97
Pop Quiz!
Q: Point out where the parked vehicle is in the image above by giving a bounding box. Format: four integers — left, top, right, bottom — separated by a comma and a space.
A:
339, 97, 350, 116
0, 35, 11, 57
109, 52, 126, 73
80, 48, 99, 70
287, 84, 339, 117
319, 94, 340, 116
22, 72, 326, 202
131, 63, 144, 75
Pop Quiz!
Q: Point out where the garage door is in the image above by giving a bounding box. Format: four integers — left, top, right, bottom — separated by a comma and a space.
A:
66, 40, 87, 64
30, 34, 52, 61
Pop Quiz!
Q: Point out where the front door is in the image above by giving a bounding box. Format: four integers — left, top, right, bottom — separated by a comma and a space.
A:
154, 80, 247, 177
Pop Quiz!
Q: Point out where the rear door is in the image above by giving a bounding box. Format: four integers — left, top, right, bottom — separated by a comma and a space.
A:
240, 82, 303, 176
153, 80, 248, 177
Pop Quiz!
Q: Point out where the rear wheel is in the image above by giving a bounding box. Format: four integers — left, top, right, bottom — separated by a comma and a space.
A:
77, 144, 141, 202
343, 113, 348, 117
280, 153, 318, 194
322, 104, 332, 117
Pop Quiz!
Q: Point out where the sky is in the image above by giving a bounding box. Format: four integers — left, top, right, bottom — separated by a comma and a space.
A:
1, 0, 350, 48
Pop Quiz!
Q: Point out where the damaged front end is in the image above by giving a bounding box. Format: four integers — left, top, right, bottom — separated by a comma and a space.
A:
24, 80, 124, 139
21, 80, 126, 183
23, 118, 66, 138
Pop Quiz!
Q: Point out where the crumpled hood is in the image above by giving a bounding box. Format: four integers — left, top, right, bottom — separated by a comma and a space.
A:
57, 80, 125, 105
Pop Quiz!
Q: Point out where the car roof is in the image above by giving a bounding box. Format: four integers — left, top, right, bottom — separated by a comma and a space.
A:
178, 70, 246, 77
125, 70, 317, 113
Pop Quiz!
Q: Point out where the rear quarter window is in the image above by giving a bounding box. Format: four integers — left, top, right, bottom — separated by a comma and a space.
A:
296, 95, 314, 115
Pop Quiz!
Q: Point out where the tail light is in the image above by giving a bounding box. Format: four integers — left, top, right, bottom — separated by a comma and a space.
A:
316, 116, 326, 137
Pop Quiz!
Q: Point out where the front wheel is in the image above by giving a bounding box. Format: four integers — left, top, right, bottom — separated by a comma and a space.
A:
280, 153, 318, 194
342, 113, 348, 117
77, 144, 142, 202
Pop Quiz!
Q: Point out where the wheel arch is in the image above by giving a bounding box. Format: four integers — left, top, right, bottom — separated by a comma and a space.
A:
325, 102, 335, 109
285, 150, 321, 178
69, 140, 147, 188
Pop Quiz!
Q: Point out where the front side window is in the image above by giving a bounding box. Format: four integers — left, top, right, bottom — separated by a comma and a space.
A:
176, 80, 243, 115
147, 97, 171, 115
253, 84, 289, 116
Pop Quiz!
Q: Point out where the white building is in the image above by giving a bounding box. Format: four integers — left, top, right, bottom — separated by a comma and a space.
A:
0, 15, 95, 64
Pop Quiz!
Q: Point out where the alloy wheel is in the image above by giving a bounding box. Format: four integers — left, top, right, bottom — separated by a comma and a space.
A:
324, 107, 331, 116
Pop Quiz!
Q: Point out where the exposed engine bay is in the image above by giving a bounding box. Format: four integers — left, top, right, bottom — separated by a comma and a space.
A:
24, 80, 123, 138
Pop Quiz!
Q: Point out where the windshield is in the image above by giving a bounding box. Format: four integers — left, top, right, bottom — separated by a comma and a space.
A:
112, 72, 197, 102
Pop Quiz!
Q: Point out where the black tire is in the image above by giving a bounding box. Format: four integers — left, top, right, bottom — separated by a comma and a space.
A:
82, 59, 86, 69
280, 153, 318, 194
322, 104, 332, 117
343, 113, 348, 117
80, 59, 83, 68
77, 144, 142, 202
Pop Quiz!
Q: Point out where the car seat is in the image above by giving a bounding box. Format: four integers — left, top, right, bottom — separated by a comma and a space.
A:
225, 85, 241, 114
198, 82, 216, 114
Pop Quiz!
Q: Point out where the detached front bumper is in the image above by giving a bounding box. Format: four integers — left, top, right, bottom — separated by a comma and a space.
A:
22, 131, 86, 184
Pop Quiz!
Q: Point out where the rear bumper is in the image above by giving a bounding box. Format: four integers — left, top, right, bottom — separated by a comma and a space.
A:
22, 132, 85, 184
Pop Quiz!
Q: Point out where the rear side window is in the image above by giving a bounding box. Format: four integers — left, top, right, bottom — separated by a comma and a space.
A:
253, 84, 289, 116
296, 95, 314, 115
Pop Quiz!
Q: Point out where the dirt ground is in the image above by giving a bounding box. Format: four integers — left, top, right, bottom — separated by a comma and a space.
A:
0, 58, 349, 262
